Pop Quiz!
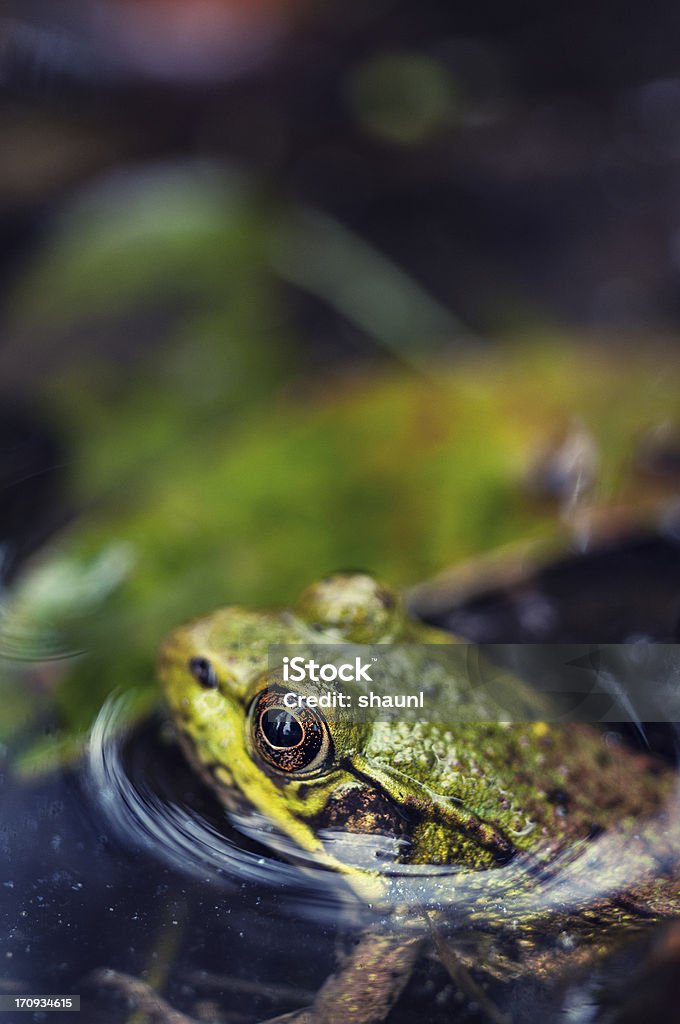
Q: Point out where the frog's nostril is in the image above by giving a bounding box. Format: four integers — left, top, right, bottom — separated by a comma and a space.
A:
189, 657, 219, 689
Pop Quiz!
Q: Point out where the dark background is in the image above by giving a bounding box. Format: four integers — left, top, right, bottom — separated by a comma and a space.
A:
3, 0, 680, 337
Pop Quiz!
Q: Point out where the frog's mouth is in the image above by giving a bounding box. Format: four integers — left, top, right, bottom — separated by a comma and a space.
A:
172, 710, 516, 870
173, 727, 254, 818
343, 755, 517, 868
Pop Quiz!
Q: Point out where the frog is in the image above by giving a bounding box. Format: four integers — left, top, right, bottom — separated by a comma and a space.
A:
154, 572, 680, 1024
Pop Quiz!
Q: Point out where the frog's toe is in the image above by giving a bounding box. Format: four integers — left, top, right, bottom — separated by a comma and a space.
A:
259, 932, 422, 1024
88, 968, 199, 1023
258, 1010, 317, 1024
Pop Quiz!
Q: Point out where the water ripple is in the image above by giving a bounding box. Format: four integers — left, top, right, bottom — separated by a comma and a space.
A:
87, 695, 680, 933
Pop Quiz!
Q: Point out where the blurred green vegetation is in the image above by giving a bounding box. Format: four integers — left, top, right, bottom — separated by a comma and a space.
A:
2, 163, 680, 772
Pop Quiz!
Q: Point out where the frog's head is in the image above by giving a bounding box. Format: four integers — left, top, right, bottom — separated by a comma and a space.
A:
157, 575, 419, 870
158, 573, 524, 875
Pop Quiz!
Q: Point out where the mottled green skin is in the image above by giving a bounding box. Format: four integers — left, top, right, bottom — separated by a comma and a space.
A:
158, 574, 672, 875
157, 575, 680, 1022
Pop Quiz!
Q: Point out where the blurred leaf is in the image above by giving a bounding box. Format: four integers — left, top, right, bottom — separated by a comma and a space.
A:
269, 208, 465, 360
7, 162, 465, 384
9, 164, 261, 326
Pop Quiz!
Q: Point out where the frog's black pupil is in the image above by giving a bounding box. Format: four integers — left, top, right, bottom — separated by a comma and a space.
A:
189, 657, 218, 689
261, 709, 303, 748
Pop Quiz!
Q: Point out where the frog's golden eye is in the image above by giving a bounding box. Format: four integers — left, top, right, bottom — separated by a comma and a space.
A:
249, 689, 332, 775
188, 656, 219, 689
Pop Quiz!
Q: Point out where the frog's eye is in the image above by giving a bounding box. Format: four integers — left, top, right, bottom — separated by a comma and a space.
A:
249, 689, 333, 776
188, 656, 219, 689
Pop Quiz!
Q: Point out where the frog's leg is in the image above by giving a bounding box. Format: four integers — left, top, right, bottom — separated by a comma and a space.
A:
88, 968, 198, 1023
424, 915, 511, 1024
264, 931, 423, 1024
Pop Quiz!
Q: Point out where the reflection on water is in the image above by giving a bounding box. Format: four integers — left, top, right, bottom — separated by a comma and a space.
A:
89, 694, 680, 943
88, 694, 364, 920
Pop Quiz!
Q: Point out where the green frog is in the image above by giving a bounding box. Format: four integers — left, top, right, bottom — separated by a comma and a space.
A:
155, 573, 680, 1024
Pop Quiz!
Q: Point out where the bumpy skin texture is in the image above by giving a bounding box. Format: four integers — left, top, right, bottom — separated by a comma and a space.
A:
158, 574, 680, 1023
158, 574, 673, 873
